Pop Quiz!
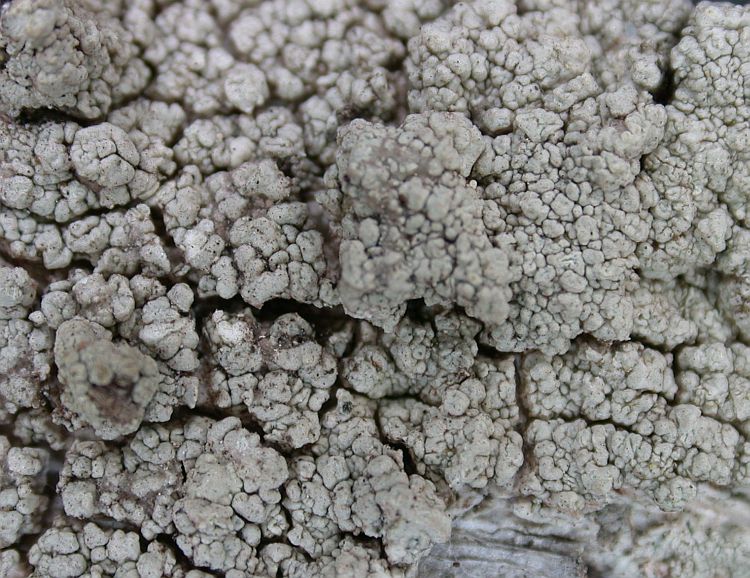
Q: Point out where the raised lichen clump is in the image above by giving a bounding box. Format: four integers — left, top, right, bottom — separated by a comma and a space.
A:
1, 0, 749, 577
53, 318, 161, 440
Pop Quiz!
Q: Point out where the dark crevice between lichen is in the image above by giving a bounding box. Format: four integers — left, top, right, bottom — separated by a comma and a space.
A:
11, 106, 100, 128
0, 242, 68, 292
191, 292, 248, 336
628, 332, 690, 356
388, 439, 419, 477
476, 342, 513, 360
316, 383, 345, 423
404, 298, 435, 324
148, 205, 186, 285
252, 298, 352, 343
373, 402, 418, 477
6, 444, 66, 560
404, 298, 465, 332
310, 358, 353, 451
40, 362, 64, 434
153, 533, 221, 576
653, 65, 676, 106
511, 352, 535, 494
42, 451, 65, 519
276, 484, 296, 535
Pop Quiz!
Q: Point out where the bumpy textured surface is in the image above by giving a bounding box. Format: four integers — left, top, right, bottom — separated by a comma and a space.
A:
0, 0, 749, 577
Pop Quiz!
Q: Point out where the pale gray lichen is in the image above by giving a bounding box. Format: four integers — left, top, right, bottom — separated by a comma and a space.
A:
0, 436, 49, 550
0, 265, 50, 420
152, 158, 337, 307
53, 317, 161, 439
323, 112, 511, 331
519, 340, 745, 512
202, 309, 337, 449
0, 0, 749, 576
0, 0, 149, 119
28, 519, 189, 578
282, 390, 452, 567
637, 2, 750, 280
341, 311, 482, 402
404, 0, 670, 354
378, 357, 523, 491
